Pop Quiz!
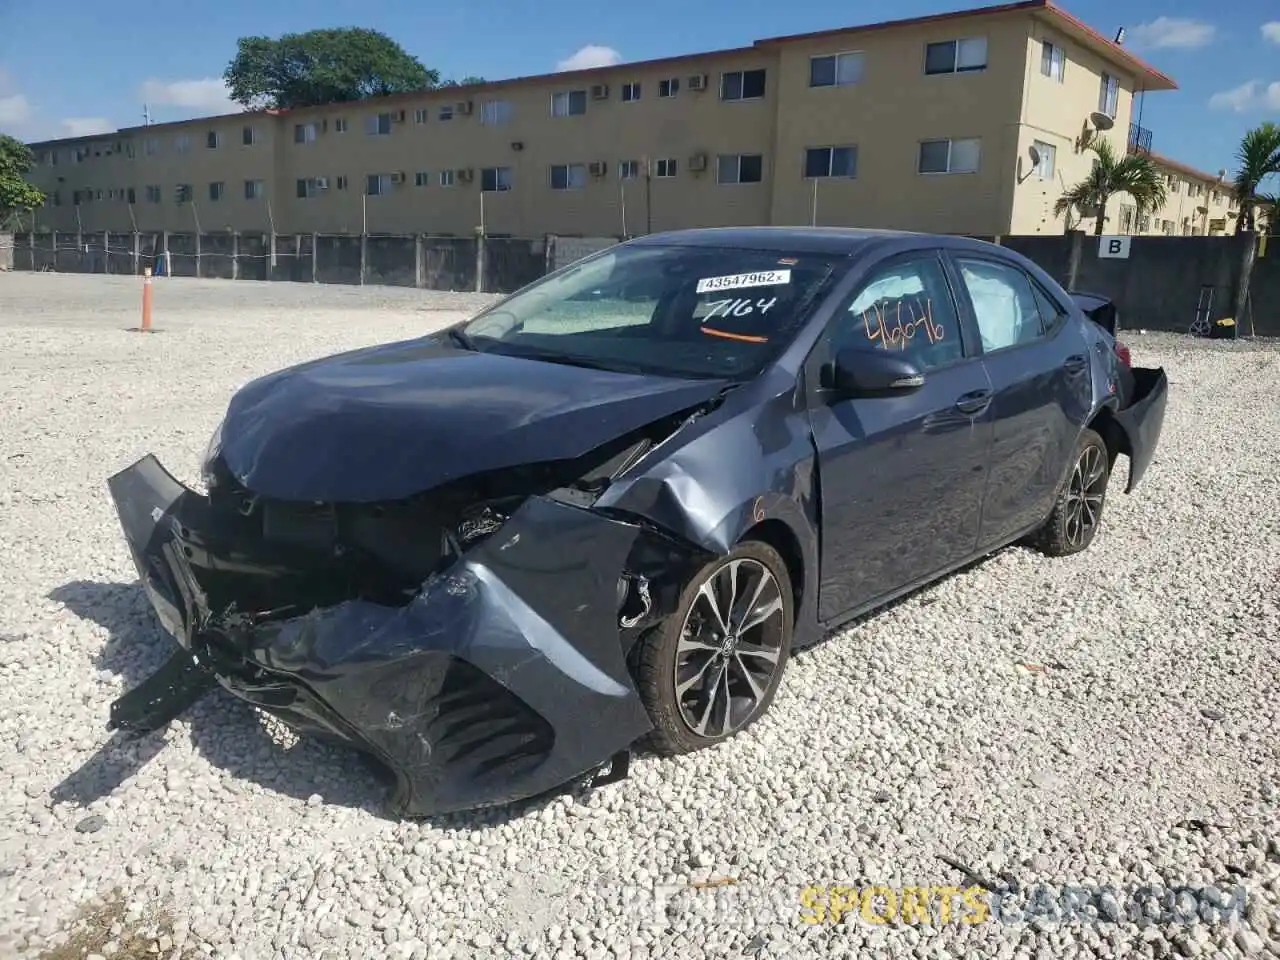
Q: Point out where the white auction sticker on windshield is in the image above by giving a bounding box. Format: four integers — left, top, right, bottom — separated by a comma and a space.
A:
696, 269, 791, 294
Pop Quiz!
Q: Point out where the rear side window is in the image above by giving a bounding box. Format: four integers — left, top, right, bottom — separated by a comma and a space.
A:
833, 254, 964, 369
955, 257, 1045, 352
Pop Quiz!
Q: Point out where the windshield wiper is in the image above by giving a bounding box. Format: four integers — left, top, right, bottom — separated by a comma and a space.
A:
444, 327, 475, 351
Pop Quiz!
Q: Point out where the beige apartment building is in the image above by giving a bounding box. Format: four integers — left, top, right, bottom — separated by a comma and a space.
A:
1116, 152, 1238, 236
25, 0, 1182, 241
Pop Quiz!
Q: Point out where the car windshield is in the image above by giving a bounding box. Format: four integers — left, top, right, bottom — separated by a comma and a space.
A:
458, 243, 841, 380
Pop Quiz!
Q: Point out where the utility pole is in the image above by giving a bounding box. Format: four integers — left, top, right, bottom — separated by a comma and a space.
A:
143, 103, 152, 126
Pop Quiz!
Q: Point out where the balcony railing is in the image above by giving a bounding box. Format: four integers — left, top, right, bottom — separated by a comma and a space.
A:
1128, 122, 1153, 155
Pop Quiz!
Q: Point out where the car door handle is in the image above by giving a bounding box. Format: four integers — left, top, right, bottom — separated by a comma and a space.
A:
1063, 353, 1088, 374
954, 389, 992, 415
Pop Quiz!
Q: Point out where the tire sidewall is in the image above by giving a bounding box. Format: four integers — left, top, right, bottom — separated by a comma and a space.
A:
1055, 428, 1111, 553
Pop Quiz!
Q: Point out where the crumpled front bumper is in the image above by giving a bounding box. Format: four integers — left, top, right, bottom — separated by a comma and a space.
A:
105, 455, 655, 817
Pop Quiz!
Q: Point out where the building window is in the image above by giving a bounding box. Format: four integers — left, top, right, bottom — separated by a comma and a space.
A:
652, 158, 678, 178
366, 113, 392, 136
918, 138, 981, 174
335, 175, 348, 190
1098, 72, 1118, 117
804, 145, 857, 178
243, 126, 259, 145
244, 179, 264, 200
720, 69, 766, 101
296, 177, 328, 198
439, 170, 455, 187
658, 78, 679, 98
145, 185, 161, 203
550, 163, 587, 190
480, 99, 511, 125
294, 123, 317, 144
206, 131, 220, 149
1040, 41, 1065, 81
175, 184, 193, 203
126, 187, 136, 203
481, 166, 513, 192
621, 82, 641, 102
365, 174, 392, 195
174, 135, 191, 153
144, 138, 159, 156
809, 52, 864, 87
924, 37, 988, 74
618, 160, 640, 180
438, 105, 454, 121
414, 171, 430, 187
551, 90, 587, 117
1031, 140, 1056, 179
414, 108, 429, 124
717, 154, 764, 184
328, 118, 346, 133
208, 181, 224, 201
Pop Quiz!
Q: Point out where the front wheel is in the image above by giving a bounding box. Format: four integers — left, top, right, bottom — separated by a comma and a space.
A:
1028, 427, 1111, 557
634, 541, 794, 756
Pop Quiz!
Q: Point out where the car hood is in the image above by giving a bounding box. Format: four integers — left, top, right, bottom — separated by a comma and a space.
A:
217, 335, 729, 502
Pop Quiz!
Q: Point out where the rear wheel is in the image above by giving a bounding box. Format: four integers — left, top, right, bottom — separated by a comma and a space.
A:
635, 541, 794, 756
1029, 427, 1111, 557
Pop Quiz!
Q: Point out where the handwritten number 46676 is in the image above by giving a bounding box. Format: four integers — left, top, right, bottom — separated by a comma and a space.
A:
703, 297, 778, 320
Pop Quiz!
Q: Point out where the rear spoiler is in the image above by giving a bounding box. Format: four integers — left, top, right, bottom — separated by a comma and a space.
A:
1069, 291, 1117, 336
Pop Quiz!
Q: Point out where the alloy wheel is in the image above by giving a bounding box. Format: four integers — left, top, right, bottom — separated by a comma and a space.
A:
1065, 444, 1107, 548
673, 557, 786, 740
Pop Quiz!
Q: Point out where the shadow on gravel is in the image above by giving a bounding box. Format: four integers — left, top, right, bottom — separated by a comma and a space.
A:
45, 580, 589, 829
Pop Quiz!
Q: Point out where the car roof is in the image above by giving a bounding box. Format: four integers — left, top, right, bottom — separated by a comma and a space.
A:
626, 226, 1000, 257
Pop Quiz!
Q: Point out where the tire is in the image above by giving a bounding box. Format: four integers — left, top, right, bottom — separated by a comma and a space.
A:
635, 540, 795, 756
1028, 427, 1111, 557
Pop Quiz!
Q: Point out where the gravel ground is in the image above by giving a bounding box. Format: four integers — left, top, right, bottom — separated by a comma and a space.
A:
1, 272, 1278, 960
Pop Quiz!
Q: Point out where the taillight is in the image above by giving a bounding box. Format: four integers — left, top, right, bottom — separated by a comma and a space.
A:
1115, 341, 1132, 368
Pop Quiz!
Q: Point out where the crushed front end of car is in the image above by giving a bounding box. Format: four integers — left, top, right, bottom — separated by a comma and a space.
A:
105, 424, 715, 817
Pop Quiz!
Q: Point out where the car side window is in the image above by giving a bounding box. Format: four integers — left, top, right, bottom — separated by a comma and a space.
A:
955, 258, 1046, 352
1029, 280, 1068, 336
832, 255, 964, 369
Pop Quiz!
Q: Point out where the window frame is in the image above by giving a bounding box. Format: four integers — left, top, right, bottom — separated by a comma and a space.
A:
918, 138, 981, 175
551, 90, 588, 117
1030, 139, 1056, 180
621, 82, 641, 102
294, 123, 317, 144
946, 252, 1065, 356
439, 169, 455, 187
658, 78, 680, 98
481, 166, 513, 192
365, 173, 392, 196
480, 99, 511, 125
652, 158, 678, 178
618, 160, 640, 180
808, 51, 866, 88
719, 68, 767, 101
366, 113, 393, 136
812, 249, 976, 375
244, 179, 264, 200
206, 131, 220, 149
1098, 72, 1119, 117
716, 153, 764, 185
924, 36, 988, 75
549, 163, 587, 190
803, 145, 858, 179
1040, 40, 1066, 82
413, 108, 429, 124
208, 181, 225, 202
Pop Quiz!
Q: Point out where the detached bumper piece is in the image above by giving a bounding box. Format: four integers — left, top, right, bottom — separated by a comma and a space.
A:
106, 455, 654, 817
1115, 366, 1169, 493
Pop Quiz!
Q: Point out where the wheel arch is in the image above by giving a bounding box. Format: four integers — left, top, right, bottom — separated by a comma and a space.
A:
1087, 402, 1130, 470
738, 518, 805, 626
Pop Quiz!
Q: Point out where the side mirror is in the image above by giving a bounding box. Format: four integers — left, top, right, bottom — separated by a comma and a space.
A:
822, 347, 925, 398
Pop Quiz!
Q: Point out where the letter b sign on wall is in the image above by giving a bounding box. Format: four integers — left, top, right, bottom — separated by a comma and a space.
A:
1098, 236, 1132, 259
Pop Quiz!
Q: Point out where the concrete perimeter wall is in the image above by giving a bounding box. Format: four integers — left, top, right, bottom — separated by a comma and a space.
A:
8, 229, 1276, 336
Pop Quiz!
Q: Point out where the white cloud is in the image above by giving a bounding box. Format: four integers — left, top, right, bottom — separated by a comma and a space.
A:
1262, 22, 1280, 44
0, 93, 31, 126
1129, 17, 1216, 49
1209, 79, 1280, 112
555, 45, 622, 72
60, 117, 114, 137
137, 77, 234, 112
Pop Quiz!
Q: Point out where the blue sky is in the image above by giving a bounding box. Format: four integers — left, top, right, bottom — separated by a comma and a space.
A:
1, 0, 1277, 177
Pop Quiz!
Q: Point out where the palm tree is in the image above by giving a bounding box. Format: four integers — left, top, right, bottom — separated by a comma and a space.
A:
1053, 139, 1168, 235
1257, 193, 1279, 235
1231, 122, 1280, 234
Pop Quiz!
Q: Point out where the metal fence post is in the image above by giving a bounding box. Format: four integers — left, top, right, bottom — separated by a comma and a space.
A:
415, 234, 424, 288
231, 231, 240, 281
132, 231, 140, 275
311, 233, 318, 283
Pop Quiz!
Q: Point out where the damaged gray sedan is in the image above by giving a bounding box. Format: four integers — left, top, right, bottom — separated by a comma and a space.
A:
106, 227, 1168, 816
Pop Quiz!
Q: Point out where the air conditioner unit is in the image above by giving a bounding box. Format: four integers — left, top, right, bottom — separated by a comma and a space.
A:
591, 84, 610, 100
688, 152, 708, 172
392, 110, 406, 123
456, 101, 474, 115
390, 171, 406, 185
688, 74, 708, 91
457, 168, 474, 183
314, 176, 329, 189
588, 160, 608, 177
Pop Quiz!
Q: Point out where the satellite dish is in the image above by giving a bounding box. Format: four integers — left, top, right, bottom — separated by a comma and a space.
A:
1028, 144, 1042, 167
1217, 168, 1227, 180
1089, 111, 1115, 131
